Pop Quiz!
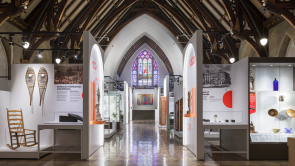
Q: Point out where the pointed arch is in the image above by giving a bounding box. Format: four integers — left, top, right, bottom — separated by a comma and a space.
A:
278, 35, 291, 57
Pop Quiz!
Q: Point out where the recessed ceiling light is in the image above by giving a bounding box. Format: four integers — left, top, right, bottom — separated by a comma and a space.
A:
270, 65, 273, 66
289, 65, 292, 66
252, 65, 256, 66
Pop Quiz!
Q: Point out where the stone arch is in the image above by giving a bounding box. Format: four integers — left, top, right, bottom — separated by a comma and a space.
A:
278, 35, 291, 57
0, 39, 8, 79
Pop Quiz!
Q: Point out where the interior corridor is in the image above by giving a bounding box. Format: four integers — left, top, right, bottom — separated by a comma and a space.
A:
0, 120, 289, 166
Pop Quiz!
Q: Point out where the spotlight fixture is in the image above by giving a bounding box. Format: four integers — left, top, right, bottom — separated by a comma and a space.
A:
74, 51, 78, 59
59, 37, 64, 45
270, 65, 273, 66
289, 65, 292, 67
38, 50, 43, 58
22, 36, 29, 49
229, 57, 235, 63
56, 58, 61, 64
176, 36, 179, 40
217, 35, 223, 44
9, 35, 14, 45
107, 37, 109, 42
22, 41, 29, 49
62, 51, 67, 59
252, 65, 256, 66
260, 38, 268, 46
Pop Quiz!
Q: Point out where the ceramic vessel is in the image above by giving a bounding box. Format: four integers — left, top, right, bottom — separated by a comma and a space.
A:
272, 129, 280, 133
268, 109, 278, 117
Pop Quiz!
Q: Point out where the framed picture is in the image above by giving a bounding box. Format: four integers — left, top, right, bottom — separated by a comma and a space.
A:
137, 94, 153, 105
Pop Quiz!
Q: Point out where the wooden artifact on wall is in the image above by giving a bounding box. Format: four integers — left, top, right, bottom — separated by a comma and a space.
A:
187, 91, 191, 114
6, 108, 38, 150
25, 67, 36, 106
175, 98, 183, 131
160, 96, 166, 126
38, 67, 48, 106
95, 87, 102, 121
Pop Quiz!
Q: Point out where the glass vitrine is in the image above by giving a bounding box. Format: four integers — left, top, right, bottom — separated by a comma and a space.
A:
249, 61, 295, 143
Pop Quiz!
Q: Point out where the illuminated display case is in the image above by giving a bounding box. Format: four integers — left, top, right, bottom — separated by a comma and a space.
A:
248, 57, 295, 160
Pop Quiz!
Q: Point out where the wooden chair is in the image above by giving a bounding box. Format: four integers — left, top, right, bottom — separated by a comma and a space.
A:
6, 108, 38, 150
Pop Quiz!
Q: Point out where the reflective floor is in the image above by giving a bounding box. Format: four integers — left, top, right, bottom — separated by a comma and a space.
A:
0, 120, 288, 166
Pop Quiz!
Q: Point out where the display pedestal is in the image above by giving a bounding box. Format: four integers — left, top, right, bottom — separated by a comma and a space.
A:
175, 131, 183, 138
104, 121, 117, 138
0, 145, 49, 159
288, 137, 295, 165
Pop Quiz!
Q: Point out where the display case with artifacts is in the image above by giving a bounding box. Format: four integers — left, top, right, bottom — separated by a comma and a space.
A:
249, 58, 295, 160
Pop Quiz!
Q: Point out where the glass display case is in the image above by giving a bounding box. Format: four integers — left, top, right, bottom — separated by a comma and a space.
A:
248, 58, 295, 160
249, 62, 295, 143
104, 77, 122, 131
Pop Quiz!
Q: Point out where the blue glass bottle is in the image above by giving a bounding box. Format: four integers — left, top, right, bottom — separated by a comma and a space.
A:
273, 78, 278, 91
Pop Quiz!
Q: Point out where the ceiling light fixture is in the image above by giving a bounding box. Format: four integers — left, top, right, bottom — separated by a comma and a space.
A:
56, 58, 61, 64
289, 65, 292, 66
229, 57, 235, 63
253, 65, 256, 66
38, 50, 43, 58
260, 38, 268, 46
270, 65, 273, 66
22, 36, 29, 49
74, 51, 78, 59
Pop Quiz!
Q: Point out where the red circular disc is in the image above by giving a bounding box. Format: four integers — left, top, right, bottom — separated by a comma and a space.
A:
223, 91, 232, 108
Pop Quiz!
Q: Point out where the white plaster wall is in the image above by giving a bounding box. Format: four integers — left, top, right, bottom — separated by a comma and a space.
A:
0, 91, 11, 148
119, 44, 169, 87
11, 64, 55, 146
104, 15, 183, 79
133, 89, 158, 110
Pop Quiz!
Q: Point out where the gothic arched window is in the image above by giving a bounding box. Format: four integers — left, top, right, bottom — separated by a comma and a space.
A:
132, 50, 158, 87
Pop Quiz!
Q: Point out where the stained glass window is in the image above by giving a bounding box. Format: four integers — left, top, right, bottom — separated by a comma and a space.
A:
132, 50, 158, 87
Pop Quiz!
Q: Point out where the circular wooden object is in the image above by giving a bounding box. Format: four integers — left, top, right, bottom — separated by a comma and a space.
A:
286, 109, 295, 118
268, 109, 278, 117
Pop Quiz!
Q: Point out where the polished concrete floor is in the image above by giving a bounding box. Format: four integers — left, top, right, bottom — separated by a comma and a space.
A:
0, 120, 288, 166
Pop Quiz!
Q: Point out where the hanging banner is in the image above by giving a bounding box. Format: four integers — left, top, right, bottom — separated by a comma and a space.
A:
250, 92, 256, 114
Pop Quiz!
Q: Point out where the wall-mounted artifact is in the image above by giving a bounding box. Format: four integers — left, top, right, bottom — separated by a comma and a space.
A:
187, 91, 191, 114
225, 119, 229, 122
137, 94, 153, 105
94, 87, 102, 121
175, 99, 183, 131
38, 67, 48, 106
272, 129, 280, 133
214, 115, 217, 122
273, 78, 278, 91
160, 96, 166, 126
231, 119, 235, 123
268, 109, 278, 117
279, 95, 285, 102
286, 109, 295, 118
25, 67, 36, 106
6, 108, 38, 150
284, 128, 292, 133
250, 121, 258, 133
